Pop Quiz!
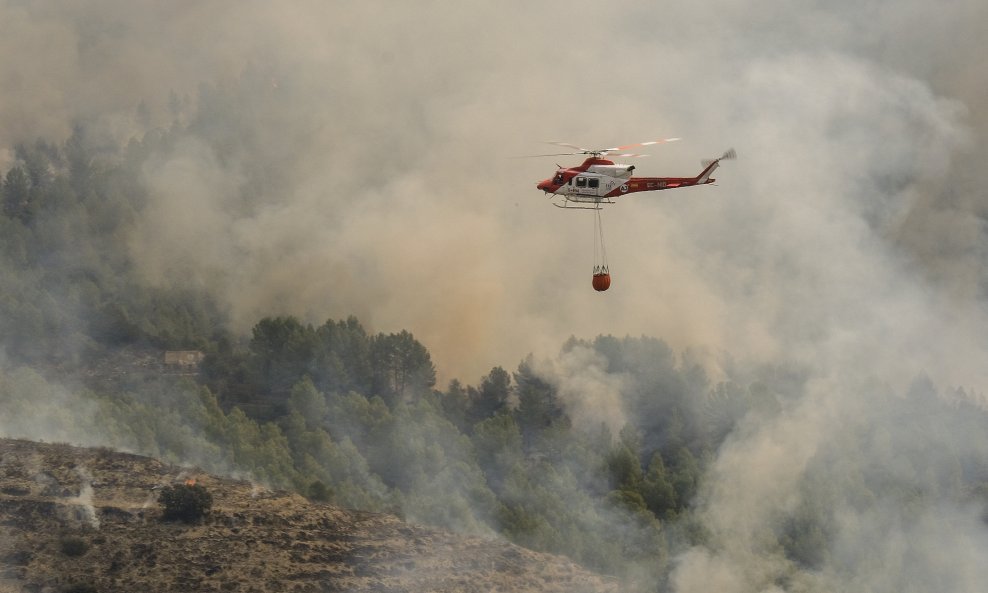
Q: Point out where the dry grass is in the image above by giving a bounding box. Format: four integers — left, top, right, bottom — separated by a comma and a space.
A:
0, 439, 618, 592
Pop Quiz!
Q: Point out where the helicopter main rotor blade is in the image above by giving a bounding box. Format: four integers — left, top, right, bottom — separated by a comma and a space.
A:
603, 138, 681, 152
511, 152, 585, 158
524, 137, 681, 158
545, 141, 591, 152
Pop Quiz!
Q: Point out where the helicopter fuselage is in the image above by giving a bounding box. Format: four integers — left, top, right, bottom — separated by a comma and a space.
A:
536, 156, 719, 206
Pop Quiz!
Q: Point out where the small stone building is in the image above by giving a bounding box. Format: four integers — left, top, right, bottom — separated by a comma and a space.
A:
163, 351, 205, 368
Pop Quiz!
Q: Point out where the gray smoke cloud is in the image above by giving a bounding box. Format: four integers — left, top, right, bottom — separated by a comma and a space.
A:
2, 1, 988, 590
671, 373, 988, 593
2, 1, 983, 386
532, 344, 628, 434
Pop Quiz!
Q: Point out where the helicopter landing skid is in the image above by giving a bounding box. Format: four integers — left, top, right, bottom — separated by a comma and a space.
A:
551, 197, 613, 210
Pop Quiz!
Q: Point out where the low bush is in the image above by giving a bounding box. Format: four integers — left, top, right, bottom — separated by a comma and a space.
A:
158, 483, 213, 523
59, 536, 89, 557
307, 480, 334, 502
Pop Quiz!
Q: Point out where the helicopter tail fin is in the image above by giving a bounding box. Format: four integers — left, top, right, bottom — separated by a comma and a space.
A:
696, 148, 736, 184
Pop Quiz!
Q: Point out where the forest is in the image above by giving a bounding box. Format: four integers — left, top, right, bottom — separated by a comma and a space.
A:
3, 82, 988, 591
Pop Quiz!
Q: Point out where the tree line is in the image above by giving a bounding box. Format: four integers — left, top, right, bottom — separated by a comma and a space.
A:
0, 117, 714, 585
4, 84, 988, 591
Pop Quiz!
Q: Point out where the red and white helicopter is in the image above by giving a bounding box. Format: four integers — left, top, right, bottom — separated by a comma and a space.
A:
534, 139, 735, 209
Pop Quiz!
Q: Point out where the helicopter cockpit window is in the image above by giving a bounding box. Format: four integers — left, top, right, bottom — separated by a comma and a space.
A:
575, 177, 587, 188
553, 172, 564, 184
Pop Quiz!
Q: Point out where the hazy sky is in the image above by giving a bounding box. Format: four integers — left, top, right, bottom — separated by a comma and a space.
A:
2, 1, 986, 389
3, 2, 988, 591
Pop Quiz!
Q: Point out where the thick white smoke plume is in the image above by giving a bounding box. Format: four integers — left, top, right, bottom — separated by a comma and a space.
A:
1, 1, 984, 385
533, 344, 628, 434
2, 1, 988, 591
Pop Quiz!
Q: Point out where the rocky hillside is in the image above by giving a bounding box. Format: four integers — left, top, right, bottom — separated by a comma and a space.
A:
0, 439, 618, 593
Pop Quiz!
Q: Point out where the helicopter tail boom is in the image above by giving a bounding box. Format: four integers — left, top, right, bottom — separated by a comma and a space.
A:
601, 148, 737, 196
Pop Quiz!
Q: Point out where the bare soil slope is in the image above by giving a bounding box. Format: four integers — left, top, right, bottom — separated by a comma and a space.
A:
0, 439, 618, 593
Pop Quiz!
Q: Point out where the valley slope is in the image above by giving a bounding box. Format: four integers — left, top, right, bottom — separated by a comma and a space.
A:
0, 439, 617, 593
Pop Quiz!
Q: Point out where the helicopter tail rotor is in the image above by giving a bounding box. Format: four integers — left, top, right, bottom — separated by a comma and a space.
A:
701, 148, 737, 168
696, 148, 737, 184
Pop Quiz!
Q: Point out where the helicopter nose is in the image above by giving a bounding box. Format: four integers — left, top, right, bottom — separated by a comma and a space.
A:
537, 180, 550, 192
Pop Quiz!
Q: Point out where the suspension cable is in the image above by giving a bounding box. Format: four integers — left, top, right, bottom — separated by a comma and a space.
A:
593, 207, 609, 275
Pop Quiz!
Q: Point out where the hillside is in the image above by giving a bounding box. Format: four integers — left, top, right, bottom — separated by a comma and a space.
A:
0, 439, 618, 593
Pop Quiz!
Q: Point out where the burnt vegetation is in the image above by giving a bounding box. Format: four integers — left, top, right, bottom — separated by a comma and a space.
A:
0, 439, 620, 593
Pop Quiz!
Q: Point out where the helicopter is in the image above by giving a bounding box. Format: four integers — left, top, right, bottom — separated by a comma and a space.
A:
527, 139, 736, 291
534, 139, 736, 209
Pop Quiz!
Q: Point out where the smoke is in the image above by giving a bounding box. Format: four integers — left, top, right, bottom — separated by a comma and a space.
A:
0, 365, 111, 448
669, 373, 988, 593
532, 345, 628, 434
65, 467, 101, 530
2, 0, 988, 590
0, 0, 982, 386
